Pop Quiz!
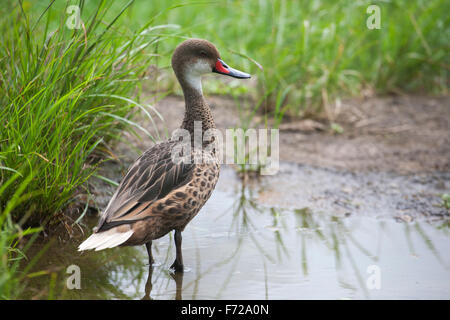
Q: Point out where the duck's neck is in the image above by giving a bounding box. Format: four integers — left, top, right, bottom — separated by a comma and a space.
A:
179, 77, 216, 135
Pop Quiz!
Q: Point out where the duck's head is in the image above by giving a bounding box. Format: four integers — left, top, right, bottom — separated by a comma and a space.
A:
172, 38, 251, 92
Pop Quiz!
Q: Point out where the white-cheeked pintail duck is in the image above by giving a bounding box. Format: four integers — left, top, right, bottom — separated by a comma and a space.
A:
78, 39, 251, 272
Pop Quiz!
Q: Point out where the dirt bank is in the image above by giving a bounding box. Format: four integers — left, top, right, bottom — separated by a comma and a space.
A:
84, 94, 449, 219
134, 94, 449, 174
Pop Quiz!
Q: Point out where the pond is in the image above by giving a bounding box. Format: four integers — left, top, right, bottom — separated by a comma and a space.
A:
19, 163, 450, 299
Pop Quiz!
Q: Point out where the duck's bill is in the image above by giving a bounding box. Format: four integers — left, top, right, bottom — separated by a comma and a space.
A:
213, 59, 251, 79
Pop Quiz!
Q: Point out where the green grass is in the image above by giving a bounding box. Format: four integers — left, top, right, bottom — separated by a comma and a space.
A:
0, 0, 164, 225
62, 0, 448, 118
0, 171, 44, 299
0, 0, 171, 299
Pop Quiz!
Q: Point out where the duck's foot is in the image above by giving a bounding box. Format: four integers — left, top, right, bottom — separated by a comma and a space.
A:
170, 230, 184, 273
170, 260, 184, 273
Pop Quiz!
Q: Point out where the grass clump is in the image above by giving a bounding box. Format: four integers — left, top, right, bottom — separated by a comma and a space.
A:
0, 171, 43, 299
0, 0, 161, 226
0, 0, 170, 298
104, 0, 448, 118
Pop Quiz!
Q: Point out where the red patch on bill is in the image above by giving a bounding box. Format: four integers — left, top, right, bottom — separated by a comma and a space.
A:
215, 60, 230, 74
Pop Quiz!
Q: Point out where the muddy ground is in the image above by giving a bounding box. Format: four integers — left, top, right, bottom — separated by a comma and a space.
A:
280, 95, 450, 173
121, 94, 450, 173
88, 94, 449, 221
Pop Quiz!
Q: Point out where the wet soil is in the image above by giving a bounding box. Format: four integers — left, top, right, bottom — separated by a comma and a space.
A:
144, 94, 450, 173
281, 95, 450, 173
90, 94, 450, 219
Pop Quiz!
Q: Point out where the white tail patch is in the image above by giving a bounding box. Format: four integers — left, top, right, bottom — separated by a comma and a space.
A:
78, 229, 133, 252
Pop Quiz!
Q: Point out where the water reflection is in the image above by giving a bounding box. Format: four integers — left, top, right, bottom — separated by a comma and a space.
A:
149, 177, 449, 299
18, 168, 450, 299
142, 266, 183, 300
19, 244, 146, 299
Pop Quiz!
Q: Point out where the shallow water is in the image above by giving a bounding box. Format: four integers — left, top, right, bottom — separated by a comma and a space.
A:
19, 163, 450, 299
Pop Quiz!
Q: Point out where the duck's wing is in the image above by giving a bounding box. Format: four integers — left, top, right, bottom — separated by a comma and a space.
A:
95, 141, 195, 232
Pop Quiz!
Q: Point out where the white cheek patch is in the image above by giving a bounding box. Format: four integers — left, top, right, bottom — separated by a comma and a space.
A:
184, 60, 212, 93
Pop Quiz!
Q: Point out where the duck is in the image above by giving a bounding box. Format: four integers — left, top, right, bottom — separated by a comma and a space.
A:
78, 39, 251, 272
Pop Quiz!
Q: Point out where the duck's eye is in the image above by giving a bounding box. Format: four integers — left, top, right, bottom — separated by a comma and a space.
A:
199, 50, 207, 57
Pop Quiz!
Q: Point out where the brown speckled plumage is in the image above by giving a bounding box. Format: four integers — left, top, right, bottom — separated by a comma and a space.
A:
78, 39, 250, 272
100, 145, 220, 246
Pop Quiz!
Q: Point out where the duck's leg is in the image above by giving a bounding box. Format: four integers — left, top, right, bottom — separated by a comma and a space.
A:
145, 241, 154, 266
170, 230, 184, 272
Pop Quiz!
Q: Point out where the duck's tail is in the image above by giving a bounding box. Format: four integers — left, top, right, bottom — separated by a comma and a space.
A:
78, 228, 134, 252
